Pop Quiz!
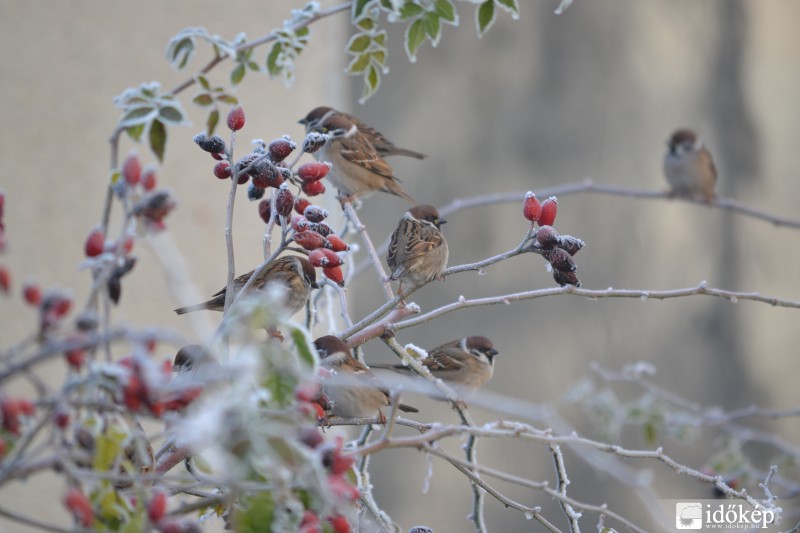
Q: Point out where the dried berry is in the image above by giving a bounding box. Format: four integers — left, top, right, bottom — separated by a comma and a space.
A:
328, 514, 351, 533
64, 336, 86, 370
302, 132, 328, 153
323, 265, 345, 287
268, 137, 296, 162
536, 225, 559, 250
275, 187, 294, 217
251, 159, 283, 188
325, 235, 349, 252
233, 153, 258, 177
297, 161, 330, 182
84, 228, 105, 258
311, 222, 334, 237
303, 205, 329, 223
247, 184, 265, 201
544, 247, 576, 273
293, 230, 326, 250
538, 197, 558, 226
193, 133, 226, 154
291, 215, 309, 233
122, 154, 142, 186
213, 161, 232, 180
553, 270, 580, 287
226, 106, 245, 131
523, 191, 541, 222
294, 197, 311, 215
558, 235, 584, 256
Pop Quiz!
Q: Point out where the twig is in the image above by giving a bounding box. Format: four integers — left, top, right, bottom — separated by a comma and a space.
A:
343, 202, 395, 300
222, 130, 239, 313
550, 444, 582, 532
0, 504, 76, 533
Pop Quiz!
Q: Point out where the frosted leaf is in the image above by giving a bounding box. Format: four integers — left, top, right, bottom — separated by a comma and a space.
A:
729, 296, 738, 303
477, 268, 487, 276
554, 0, 573, 15
698, 280, 708, 288
524, 511, 534, 520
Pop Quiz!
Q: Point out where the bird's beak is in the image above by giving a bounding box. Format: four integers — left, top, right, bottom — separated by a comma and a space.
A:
488, 349, 498, 357
299, 118, 307, 125
311, 281, 320, 289
438, 218, 447, 225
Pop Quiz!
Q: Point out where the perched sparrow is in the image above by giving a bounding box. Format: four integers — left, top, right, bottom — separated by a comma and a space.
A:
663, 129, 717, 204
309, 113, 415, 202
300, 106, 427, 160
387, 204, 449, 294
314, 335, 418, 420
371, 336, 498, 394
174, 255, 318, 316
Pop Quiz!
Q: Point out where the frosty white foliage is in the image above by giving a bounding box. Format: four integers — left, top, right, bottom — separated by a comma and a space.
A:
554, 0, 573, 15
621, 361, 657, 379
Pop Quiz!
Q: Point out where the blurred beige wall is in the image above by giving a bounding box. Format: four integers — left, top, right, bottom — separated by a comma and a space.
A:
2, 1, 799, 532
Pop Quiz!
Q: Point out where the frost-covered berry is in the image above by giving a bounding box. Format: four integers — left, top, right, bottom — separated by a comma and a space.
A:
323, 265, 345, 287
23, 280, 41, 306
247, 184, 265, 201
275, 187, 294, 217
226, 106, 245, 132
84, 228, 105, 257
303, 205, 329, 223
538, 197, 558, 226
257, 199, 275, 224
544, 247, 576, 273
558, 235, 584, 256
301, 179, 325, 197
523, 191, 541, 222
268, 137, 296, 163
302, 132, 328, 154
536, 226, 559, 250
297, 162, 330, 182
213, 161, 232, 180
553, 270, 580, 287
122, 154, 142, 186
325, 235, 349, 252
251, 160, 283, 188
309, 248, 342, 268
193, 133, 226, 154
141, 168, 157, 191
293, 231, 326, 250
294, 197, 311, 215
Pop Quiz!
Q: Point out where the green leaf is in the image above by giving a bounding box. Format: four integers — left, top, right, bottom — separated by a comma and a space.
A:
119, 106, 156, 128
196, 75, 210, 90
399, 2, 424, 19
374, 30, 387, 47
352, 0, 372, 19
434, 0, 457, 23
345, 53, 370, 74
423, 12, 441, 43
367, 63, 379, 91
496, 0, 519, 13
296, 26, 310, 38
125, 124, 144, 142
193, 93, 214, 107
290, 327, 317, 369
93, 428, 126, 471
206, 109, 219, 136
371, 49, 386, 64
357, 17, 375, 31
644, 421, 657, 445
158, 105, 184, 125
247, 60, 260, 71
266, 43, 282, 76
347, 33, 372, 54
215, 94, 238, 105
148, 119, 167, 162
230, 63, 246, 86
405, 18, 426, 61
234, 493, 275, 533
476, 0, 496, 36
167, 37, 195, 70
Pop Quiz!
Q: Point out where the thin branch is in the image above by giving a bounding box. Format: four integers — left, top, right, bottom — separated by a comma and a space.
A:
550, 444, 582, 532
222, 131, 240, 313
392, 283, 800, 331
0, 505, 77, 533
343, 202, 395, 300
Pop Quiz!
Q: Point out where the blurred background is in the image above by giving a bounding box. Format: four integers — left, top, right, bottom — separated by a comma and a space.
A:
1, 0, 799, 531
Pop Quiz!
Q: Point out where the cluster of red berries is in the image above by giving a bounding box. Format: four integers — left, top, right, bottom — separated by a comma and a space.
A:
18, 279, 74, 333
195, 105, 349, 287
115, 354, 202, 418
119, 153, 175, 234
1, 396, 36, 438
523, 192, 584, 287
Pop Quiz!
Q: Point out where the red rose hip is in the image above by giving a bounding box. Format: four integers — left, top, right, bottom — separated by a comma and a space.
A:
522, 191, 541, 222
538, 197, 558, 226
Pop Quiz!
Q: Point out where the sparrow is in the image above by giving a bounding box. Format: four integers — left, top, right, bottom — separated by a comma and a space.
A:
387, 204, 449, 294
300, 106, 427, 160
371, 336, 498, 394
663, 129, 717, 204
174, 255, 318, 316
308, 113, 415, 202
314, 335, 419, 420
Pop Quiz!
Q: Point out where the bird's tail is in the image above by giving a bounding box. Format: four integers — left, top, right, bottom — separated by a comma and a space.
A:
174, 303, 209, 315
390, 147, 427, 160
